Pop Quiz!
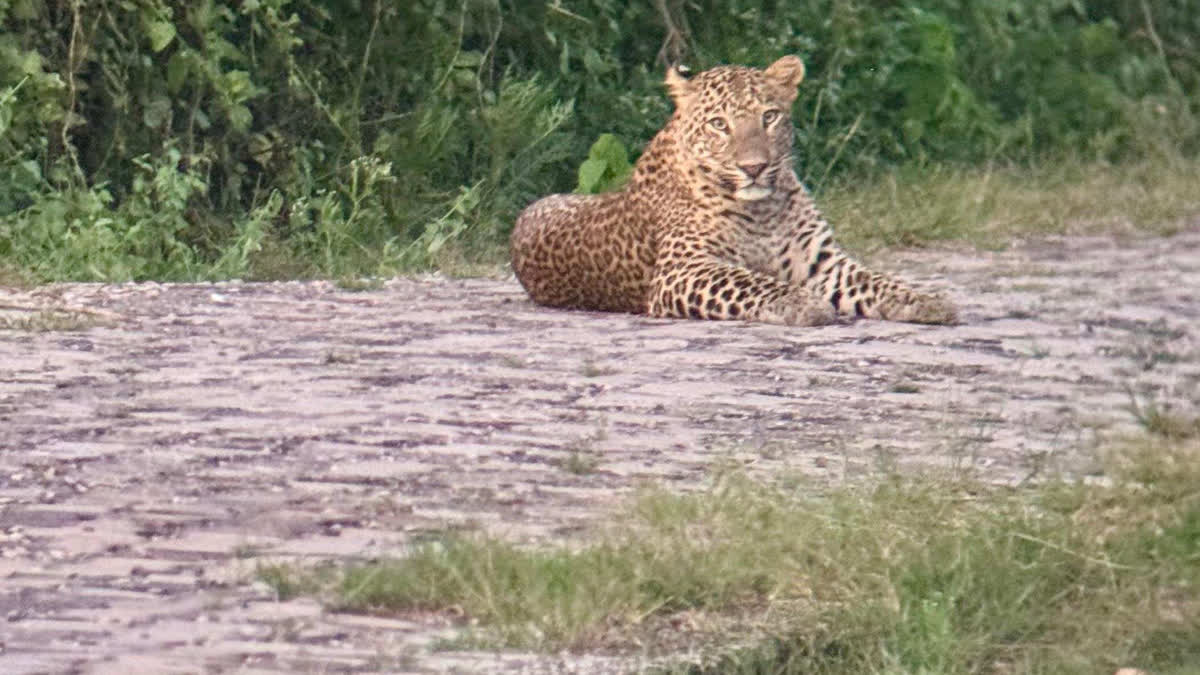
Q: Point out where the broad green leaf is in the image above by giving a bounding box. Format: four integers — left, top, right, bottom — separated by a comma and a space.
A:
11, 0, 37, 21
142, 97, 171, 130
19, 159, 41, 182
222, 70, 259, 102
589, 133, 629, 167
229, 104, 252, 132
146, 19, 176, 53
576, 158, 606, 194
166, 51, 190, 94
18, 49, 42, 76
454, 51, 483, 69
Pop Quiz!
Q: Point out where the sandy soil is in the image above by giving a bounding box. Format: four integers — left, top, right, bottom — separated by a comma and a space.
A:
1, 229, 1198, 673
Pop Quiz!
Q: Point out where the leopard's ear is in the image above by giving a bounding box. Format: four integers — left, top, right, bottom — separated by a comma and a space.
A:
764, 55, 805, 102
665, 63, 694, 106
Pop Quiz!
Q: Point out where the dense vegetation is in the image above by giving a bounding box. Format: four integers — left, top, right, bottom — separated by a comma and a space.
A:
2, 1, 1198, 282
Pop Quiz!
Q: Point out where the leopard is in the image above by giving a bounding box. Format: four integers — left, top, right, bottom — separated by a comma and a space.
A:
510, 55, 957, 327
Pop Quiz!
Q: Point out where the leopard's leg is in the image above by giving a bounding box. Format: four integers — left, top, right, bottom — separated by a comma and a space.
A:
776, 218, 957, 325
817, 257, 957, 324
648, 258, 834, 326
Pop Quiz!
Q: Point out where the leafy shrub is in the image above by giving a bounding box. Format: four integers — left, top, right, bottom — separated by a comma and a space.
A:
575, 133, 633, 194
1, 1, 1197, 281
1, 148, 208, 281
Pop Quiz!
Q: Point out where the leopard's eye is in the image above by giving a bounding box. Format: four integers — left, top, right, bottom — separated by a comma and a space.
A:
708, 117, 729, 132
763, 110, 782, 126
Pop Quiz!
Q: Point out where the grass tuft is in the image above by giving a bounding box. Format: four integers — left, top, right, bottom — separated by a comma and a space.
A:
257, 562, 327, 602
560, 451, 601, 476
0, 309, 105, 332
824, 158, 1200, 254
1127, 389, 1200, 441
334, 277, 386, 292
265, 435, 1200, 671
0, 264, 32, 288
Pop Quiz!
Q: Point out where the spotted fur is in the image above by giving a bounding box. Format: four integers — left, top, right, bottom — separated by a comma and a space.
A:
511, 56, 957, 326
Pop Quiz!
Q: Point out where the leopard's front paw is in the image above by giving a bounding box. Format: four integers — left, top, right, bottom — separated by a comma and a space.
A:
795, 301, 837, 327
787, 298, 837, 326
757, 297, 836, 326
892, 294, 958, 325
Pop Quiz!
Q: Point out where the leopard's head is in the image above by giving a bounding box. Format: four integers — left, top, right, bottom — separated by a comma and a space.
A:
665, 56, 805, 202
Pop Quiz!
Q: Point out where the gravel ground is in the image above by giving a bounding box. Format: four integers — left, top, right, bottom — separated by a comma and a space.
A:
1, 228, 1198, 673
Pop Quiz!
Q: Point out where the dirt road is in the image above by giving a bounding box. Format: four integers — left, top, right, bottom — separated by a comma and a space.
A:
2, 229, 1198, 673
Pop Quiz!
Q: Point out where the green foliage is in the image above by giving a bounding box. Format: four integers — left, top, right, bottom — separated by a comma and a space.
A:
265, 436, 1200, 670
1, 148, 208, 281
575, 133, 632, 194
1, 1, 1198, 281
822, 158, 1200, 253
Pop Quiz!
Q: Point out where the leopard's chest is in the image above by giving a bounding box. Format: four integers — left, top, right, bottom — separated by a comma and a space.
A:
697, 201, 791, 268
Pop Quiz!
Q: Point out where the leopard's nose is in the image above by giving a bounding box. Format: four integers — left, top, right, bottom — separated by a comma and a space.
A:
738, 161, 768, 180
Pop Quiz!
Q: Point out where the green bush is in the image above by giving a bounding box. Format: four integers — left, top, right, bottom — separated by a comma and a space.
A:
1, 1, 1197, 281
575, 133, 632, 194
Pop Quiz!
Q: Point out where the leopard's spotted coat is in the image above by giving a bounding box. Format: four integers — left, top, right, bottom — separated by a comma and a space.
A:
511, 56, 956, 326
